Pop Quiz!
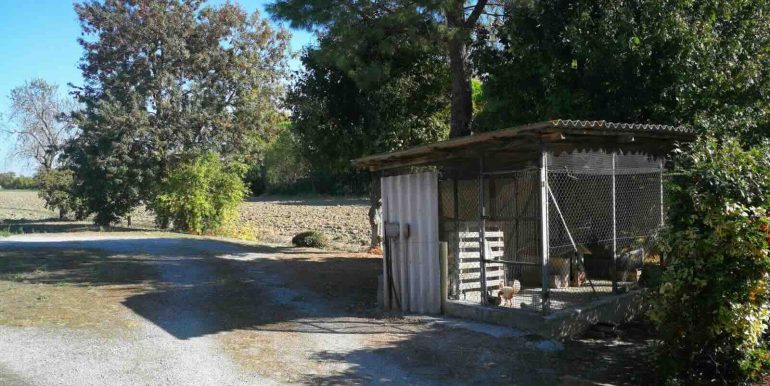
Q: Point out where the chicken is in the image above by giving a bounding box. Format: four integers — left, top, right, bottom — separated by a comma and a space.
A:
497, 280, 521, 307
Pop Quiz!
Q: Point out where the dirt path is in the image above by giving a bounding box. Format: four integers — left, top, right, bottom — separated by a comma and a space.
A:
0, 233, 647, 385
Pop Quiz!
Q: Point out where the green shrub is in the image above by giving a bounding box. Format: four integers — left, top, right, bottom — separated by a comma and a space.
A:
264, 128, 310, 193
649, 137, 770, 382
151, 152, 246, 234
35, 168, 85, 219
291, 231, 327, 248
243, 163, 267, 196
0, 172, 37, 190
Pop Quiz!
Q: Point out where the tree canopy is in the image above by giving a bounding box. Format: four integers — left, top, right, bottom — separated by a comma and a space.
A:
269, 0, 495, 138
66, 0, 289, 224
287, 35, 450, 193
473, 0, 770, 143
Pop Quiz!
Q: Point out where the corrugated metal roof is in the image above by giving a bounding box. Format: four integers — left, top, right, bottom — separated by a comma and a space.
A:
550, 119, 692, 134
353, 119, 694, 170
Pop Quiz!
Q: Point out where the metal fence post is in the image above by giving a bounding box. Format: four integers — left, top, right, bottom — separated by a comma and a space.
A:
659, 158, 665, 226
540, 149, 550, 313
612, 151, 618, 294
478, 157, 488, 305
440, 241, 448, 313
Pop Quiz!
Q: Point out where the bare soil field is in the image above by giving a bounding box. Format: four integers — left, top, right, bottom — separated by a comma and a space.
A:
239, 196, 370, 250
0, 190, 370, 251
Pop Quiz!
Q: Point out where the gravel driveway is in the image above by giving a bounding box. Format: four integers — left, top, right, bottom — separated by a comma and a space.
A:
0, 233, 648, 385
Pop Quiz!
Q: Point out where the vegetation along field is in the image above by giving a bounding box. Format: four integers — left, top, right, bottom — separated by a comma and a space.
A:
0, 190, 370, 251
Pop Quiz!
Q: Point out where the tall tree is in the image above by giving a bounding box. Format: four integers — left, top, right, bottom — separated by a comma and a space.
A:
288, 35, 450, 247
473, 0, 770, 142
269, 0, 494, 138
67, 0, 289, 225
4, 79, 77, 171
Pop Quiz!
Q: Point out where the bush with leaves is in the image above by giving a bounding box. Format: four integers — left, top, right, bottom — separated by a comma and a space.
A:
264, 128, 310, 194
151, 153, 246, 234
0, 172, 37, 190
35, 168, 84, 220
650, 137, 770, 382
291, 231, 327, 248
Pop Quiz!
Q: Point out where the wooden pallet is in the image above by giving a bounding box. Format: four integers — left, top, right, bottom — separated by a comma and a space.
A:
458, 226, 506, 300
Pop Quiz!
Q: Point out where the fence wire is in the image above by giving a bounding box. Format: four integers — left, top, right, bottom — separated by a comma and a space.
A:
547, 151, 663, 310
438, 151, 665, 314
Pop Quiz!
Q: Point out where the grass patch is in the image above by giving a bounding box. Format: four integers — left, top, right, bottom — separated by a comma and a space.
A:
0, 226, 23, 238
0, 247, 154, 332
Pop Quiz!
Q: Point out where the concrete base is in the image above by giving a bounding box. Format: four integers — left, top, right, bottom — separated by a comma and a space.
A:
444, 290, 646, 339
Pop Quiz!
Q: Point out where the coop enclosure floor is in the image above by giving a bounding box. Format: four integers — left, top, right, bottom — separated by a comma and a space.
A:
493, 280, 635, 312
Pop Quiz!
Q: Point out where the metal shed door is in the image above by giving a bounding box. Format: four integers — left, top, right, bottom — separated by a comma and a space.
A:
381, 171, 440, 314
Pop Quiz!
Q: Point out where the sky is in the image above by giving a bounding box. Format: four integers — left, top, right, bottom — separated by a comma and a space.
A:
0, 0, 314, 176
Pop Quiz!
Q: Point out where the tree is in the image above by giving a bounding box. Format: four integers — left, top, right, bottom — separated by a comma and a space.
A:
473, 0, 770, 142
66, 0, 289, 225
4, 79, 77, 171
269, 0, 496, 138
287, 36, 450, 247
36, 168, 84, 220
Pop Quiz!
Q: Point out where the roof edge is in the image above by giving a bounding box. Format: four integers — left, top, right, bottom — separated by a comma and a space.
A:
353, 119, 694, 170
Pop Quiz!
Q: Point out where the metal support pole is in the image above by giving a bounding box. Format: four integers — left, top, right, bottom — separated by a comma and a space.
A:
659, 158, 666, 266
659, 158, 665, 226
478, 157, 488, 305
612, 151, 618, 294
540, 149, 550, 313
513, 178, 519, 279
452, 172, 459, 298
440, 241, 448, 313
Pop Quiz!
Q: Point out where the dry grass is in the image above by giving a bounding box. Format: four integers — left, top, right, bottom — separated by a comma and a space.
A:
0, 248, 150, 332
0, 190, 56, 221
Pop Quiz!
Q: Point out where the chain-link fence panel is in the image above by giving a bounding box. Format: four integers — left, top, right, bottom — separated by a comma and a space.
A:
546, 151, 663, 311
438, 151, 665, 314
483, 170, 543, 311
439, 170, 544, 311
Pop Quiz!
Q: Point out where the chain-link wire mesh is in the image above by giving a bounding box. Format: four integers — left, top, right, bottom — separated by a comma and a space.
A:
438, 150, 664, 314
547, 151, 663, 311
483, 170, 543, 311
439, 176, 487, 303
439, 170, 544, 311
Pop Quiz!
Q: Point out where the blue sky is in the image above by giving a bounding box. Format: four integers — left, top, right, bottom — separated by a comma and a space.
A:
0, 0, 314, 176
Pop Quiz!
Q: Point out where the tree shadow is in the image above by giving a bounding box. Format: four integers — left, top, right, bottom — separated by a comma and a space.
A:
295, 320, 658, 385
0, 218, 146, 234
0, 237, 658, 384
0, 237, 385, 339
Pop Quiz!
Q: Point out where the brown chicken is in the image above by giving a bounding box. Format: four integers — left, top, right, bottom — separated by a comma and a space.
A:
497, 280, 521, 307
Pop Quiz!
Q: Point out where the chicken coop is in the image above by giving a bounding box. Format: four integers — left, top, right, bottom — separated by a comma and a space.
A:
354, 120, 694, 334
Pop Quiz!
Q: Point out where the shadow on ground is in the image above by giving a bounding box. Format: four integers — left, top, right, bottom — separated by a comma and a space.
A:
0, 218, 148, 234
0, 236, 658, 385
0, 237, 382, 339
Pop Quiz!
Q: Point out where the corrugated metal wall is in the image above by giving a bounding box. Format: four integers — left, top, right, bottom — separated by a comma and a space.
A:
381, 171, 441, 314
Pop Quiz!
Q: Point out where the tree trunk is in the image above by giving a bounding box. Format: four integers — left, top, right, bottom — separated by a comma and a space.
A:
447, 0, 474, 139
368, 173, 382, 252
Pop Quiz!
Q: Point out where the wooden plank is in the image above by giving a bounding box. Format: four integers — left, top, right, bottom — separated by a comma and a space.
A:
459, 261, 505, 270
459, 251, 505, 260
458, 231, 504, 239
457, 240, 505, 248
459, 271, 506, 280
